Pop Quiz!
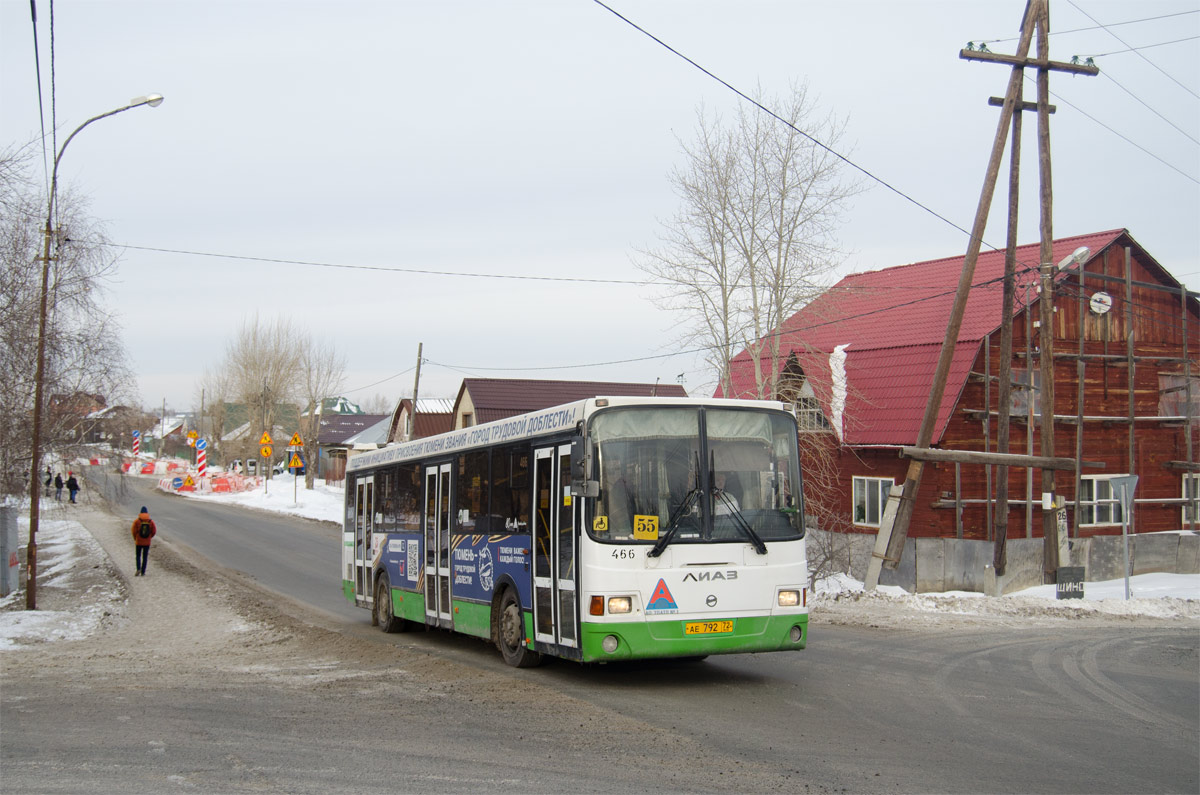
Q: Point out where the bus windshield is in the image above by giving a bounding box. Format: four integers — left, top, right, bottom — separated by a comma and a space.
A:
587, 406, 804, 545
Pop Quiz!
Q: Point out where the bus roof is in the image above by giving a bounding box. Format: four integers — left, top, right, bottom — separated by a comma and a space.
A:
346, 396, 791, 473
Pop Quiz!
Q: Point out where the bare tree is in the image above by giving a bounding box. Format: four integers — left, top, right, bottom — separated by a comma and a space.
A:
298, 338, 345, 488
640, 83, 860, 398
359, 393, 393, 415
222, 315, 305, 454
195, 365, 232, 464
0, 145, 134, 495
203, 317, 348, 485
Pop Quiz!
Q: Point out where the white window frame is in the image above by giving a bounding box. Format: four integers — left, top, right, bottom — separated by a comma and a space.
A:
1079, 474, 1127, 527
789, 378, 831, 433
1158, 374, 1200, 422
1184, 474, 1200, 526
852, 476, 893, 528
796, 395, 831, 432
1011, 369, 1041, 417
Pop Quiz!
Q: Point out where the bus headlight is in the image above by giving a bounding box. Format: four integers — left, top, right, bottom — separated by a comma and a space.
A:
608, 596, 633, 614
777, 589, 801, 607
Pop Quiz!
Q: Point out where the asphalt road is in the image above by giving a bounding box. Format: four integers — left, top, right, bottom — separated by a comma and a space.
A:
71, 473, 1200, 793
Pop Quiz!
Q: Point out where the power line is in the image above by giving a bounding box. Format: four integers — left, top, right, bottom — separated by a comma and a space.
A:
1077, 34, 1200, 59
589, 0, 995, 254
49, 0, 57, 212
343, 365, 416, 396
111, 243, 651, 285
27, 1, 50, 193
429, 268, 1029, 375
1067, 0, 1200, 100
977, 9, 1200, 44
1093, 67, 1199, 146
1028, 73, 1200, 184
429, 261, 1196, 377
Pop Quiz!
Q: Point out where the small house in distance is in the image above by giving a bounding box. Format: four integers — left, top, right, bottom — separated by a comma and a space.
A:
721, 229, 1198, 542
389, 398, 455, 442
451, 378, 688, 429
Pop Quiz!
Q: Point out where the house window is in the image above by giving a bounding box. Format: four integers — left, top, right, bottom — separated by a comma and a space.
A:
462, 412, 474, 428
1159, 374, 1200, 422
1079, 474, 1128, 527
796, 396, 831, 432
1184, 474, 1200, 526
1010, 369, 1041, 417
852, 476, 893, 527
782, 372, 831, 433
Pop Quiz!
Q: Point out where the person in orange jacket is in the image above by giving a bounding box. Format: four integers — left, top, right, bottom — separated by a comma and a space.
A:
130, 506, 157, 577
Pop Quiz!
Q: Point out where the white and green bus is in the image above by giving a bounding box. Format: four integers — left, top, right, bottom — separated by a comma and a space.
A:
343, 396, 808, 667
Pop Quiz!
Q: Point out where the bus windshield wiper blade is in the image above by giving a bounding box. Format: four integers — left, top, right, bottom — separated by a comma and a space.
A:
648, 486, 701, 558
714, 490, 767, 555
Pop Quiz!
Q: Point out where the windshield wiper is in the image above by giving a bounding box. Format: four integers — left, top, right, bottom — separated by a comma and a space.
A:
648, 486, 701, 558
713, 489, 768, 555
649, 452, 701, 558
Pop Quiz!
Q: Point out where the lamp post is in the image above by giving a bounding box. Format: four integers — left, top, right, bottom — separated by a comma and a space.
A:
25, 94, 163, 610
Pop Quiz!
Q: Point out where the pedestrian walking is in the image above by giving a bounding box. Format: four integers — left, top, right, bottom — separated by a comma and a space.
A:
43, 467, 52, 498
65, 472, 80, 504
130, 506, 157, 576
54, 473, 63, 501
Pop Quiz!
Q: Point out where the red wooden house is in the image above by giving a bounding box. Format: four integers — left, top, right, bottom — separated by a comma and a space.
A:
721, 229, 1198, 543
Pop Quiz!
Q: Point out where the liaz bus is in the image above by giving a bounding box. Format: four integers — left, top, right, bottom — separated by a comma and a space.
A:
342, 396, 809, 667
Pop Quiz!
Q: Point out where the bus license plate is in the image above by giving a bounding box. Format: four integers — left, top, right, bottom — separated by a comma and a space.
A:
684, 620, 733, 635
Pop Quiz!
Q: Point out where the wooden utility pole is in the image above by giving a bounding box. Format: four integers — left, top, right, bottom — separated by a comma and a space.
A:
875, 0, 1098, 583
992, 83, 1025, 576
409, 342, 423, 441
1034, 0, 1062, 582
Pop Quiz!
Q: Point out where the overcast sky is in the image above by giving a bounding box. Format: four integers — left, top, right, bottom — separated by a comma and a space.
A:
3, 0, 1197, 413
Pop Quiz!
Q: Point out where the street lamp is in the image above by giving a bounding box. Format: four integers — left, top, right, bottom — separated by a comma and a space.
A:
25, 94, 164, 610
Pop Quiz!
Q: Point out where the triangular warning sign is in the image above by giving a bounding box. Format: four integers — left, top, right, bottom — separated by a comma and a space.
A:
184, 475, 195, 486
289, 433, 304, 447
259, 431, 273, 445
289, 453, 303, 468
647, 578, 678, 611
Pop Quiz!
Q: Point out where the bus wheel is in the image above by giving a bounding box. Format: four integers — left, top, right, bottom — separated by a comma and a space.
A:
496, 588, 542, 668
375, 574, 405, 633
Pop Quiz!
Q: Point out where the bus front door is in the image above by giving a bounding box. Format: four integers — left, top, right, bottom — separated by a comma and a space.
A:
424, 463, 452, 628
532, 444, 578, 651
354, 474, 375, 607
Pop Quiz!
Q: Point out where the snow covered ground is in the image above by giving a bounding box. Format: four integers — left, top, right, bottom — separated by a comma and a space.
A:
2, 470, 1197, 649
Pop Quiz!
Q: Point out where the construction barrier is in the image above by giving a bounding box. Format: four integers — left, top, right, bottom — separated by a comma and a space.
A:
158, 472, 260, 495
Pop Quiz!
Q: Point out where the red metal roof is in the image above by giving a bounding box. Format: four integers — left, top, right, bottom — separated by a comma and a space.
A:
721, 229, 1127, 445
458, 378, 688, 425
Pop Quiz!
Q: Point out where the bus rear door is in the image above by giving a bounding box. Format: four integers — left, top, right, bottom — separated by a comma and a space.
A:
353, 474, 374, 607
424, 463, 452, 628
533, 444, 578, 652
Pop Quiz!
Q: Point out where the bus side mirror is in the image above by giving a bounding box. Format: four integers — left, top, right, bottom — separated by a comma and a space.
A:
570, 437, 599, 498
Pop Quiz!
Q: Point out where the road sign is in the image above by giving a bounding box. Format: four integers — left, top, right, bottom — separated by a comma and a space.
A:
289, 432, 304, 447
187, 430, 198, 440
261, 444, 273, 458
288, 452, 303, 469
259, 431, 273, 445
195, 438, 207, 451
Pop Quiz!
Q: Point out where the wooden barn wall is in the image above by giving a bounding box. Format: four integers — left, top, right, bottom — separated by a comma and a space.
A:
822, 239, 1198, 541
937, 242, 1197, 540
